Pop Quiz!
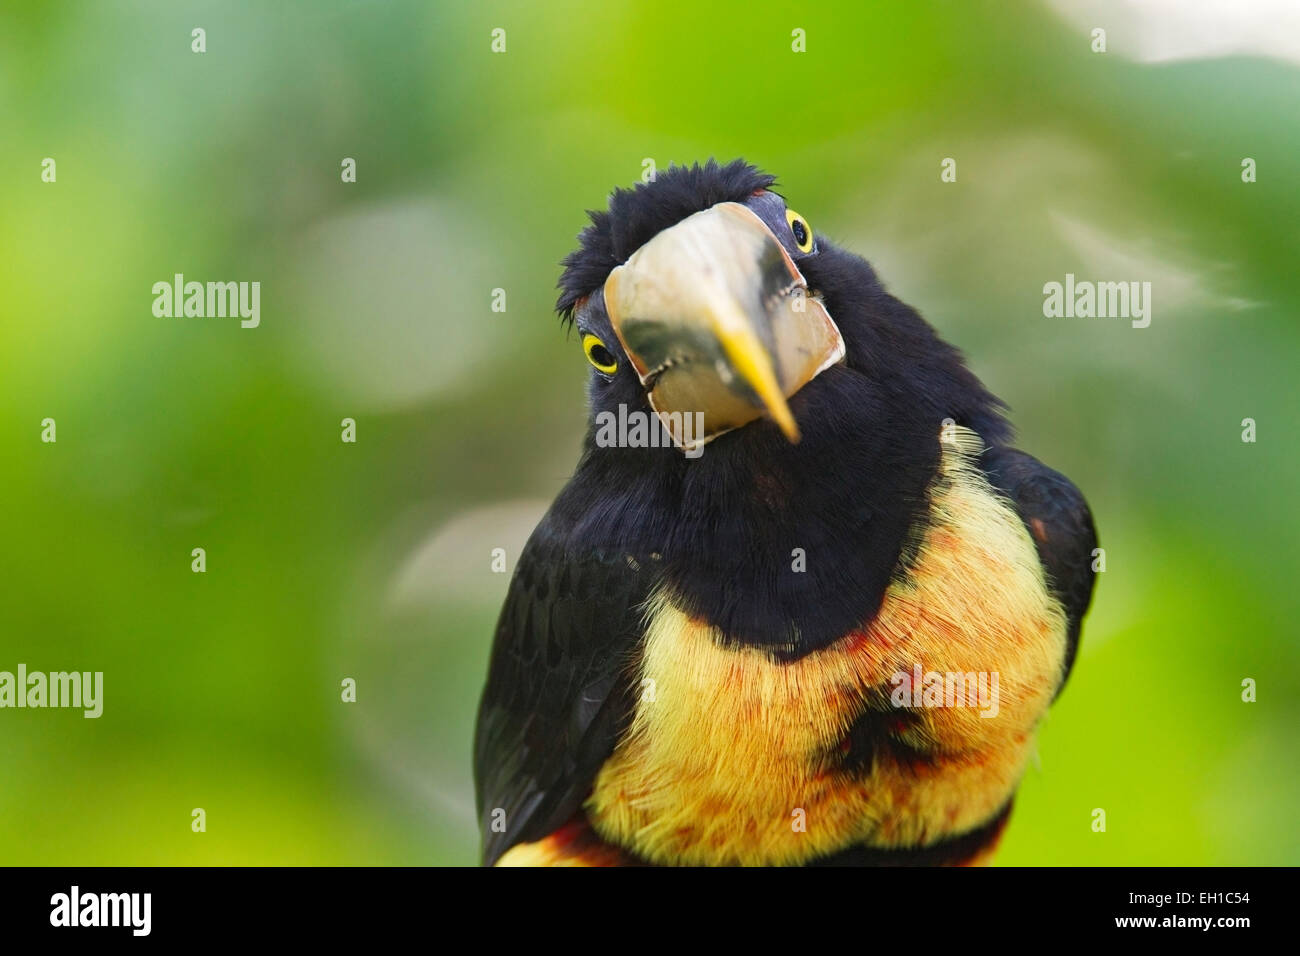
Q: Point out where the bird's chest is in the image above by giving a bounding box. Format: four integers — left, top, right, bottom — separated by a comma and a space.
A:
585, 442, 1067, 865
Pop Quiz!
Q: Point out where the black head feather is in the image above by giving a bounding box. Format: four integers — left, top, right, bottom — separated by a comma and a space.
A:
557, 159, 776, 321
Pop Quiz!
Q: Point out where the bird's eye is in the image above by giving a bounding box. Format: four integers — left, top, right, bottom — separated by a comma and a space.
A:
785, 208, 814, 253
582, 333, 618, 374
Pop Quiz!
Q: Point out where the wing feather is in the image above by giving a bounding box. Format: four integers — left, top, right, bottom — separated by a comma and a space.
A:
980, 445, 1098, 692
473, 512, 653, 865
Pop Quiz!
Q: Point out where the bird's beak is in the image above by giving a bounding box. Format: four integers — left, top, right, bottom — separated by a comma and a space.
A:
604, 201, 845, 449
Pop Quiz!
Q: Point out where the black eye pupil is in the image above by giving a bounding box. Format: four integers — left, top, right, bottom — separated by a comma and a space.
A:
792, 219, 808, 246
590, 344, 615, 368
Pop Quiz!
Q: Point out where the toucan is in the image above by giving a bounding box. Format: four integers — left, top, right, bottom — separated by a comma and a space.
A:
473, 160, 1097, 866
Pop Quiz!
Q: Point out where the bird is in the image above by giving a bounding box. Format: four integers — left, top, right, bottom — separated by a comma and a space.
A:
473, 159, 1097, 866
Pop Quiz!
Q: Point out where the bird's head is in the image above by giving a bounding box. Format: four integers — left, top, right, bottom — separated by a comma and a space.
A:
559, 160, 854, 453
558, 159, 1008, 460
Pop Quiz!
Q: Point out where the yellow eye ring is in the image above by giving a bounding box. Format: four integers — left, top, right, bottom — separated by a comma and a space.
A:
785, 208, 814, 253
582, 333, 618, 374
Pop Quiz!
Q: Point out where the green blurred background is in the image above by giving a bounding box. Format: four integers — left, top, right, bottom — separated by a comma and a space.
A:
2, 0, 1297, 865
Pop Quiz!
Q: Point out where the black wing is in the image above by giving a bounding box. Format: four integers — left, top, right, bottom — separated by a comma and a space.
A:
980, 445, 1098, 694
473, 510, 654, 865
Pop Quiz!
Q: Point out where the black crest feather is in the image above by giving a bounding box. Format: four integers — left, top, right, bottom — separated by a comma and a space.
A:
556, 159, 777, 322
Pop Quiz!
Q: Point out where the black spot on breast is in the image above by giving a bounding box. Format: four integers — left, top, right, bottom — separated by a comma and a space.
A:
828, 699, 931, 776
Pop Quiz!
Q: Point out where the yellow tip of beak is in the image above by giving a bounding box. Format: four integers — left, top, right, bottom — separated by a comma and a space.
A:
716, 324, 801, 443
771, 402, 801, 443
